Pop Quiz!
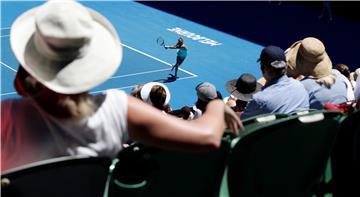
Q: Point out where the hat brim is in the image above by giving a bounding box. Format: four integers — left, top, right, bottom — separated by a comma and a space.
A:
140, 82, 171, 107
225, 79, 262, 102
10, 6, 122, 94
285, 41, 302, 78
286, 40, 332, 79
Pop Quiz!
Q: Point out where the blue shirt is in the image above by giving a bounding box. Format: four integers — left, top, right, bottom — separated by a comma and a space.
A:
241, 75, 309, 119
301, 69, 348, 109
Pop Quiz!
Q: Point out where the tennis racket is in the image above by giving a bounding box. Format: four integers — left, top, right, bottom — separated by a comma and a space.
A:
156, 37, 165, 47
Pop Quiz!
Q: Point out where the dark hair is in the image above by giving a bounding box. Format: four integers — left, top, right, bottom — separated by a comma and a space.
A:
216, 91, 223, 100
149, 85, 167, 110
335, 63, 351, 79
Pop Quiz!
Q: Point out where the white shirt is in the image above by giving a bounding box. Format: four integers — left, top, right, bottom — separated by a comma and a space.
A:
1, 89, 128, 171
355, 76, 360, 100
336, 70, 355, 101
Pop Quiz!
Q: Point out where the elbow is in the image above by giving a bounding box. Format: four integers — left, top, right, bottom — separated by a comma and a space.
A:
209, 139, 222, 150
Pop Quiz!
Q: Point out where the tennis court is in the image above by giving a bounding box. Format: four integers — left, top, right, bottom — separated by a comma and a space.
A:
1, 1, 263, 109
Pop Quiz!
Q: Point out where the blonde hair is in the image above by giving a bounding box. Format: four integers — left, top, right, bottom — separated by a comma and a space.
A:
315, 73, 336, 89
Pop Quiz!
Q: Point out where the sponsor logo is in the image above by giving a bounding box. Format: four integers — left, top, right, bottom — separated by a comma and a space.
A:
167, 27, 222, 47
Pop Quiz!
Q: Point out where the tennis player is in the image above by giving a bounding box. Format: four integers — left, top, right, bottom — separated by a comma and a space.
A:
165, 37, 187, 79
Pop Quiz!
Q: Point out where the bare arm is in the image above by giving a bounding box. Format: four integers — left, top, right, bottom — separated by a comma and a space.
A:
127, 96, 242, 151
164, 45, 178, 49
165, 44, 187, 50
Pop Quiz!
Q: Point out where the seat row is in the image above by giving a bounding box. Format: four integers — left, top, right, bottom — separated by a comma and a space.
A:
2, 110, 359, 197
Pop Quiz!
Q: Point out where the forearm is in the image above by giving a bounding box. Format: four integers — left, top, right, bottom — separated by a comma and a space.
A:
127, 96, 226, 151
165, 45, 177, 49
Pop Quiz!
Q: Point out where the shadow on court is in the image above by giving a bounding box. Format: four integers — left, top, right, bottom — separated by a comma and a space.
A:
153, 75, 177, 83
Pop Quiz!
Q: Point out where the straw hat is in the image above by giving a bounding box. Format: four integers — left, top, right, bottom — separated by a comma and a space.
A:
286, 37, 332, 79
10, 0, 122, 94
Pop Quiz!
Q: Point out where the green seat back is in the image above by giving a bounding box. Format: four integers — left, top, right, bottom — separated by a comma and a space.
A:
227, 111, 343, 197
331, 110, 360, 197
110, 135, 233, 197
1, 156, 112, 197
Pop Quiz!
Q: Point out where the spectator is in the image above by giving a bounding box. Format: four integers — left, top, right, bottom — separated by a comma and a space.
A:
285, 41, 304, 80
353, 68, 360, 81
131, 82, 172, 113
14, 65, 40, 97
176, 82, 221, 120
139, 82, 172, 113
241, 46, 309, 119
355, 71, 360, 100
352, 68, 360, 93
286, 37, 348, 109
335, 63, 355, 100
335, 64, 351, 82
130, 84, 144, 99
225, 73, 263, 113
1, 0, 242, 171
350, 68, 360, 90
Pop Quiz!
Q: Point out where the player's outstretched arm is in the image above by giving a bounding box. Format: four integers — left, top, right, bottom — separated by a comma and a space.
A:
164, 45, 178, 49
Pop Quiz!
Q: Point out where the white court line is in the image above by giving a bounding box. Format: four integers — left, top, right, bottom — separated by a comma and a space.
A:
0, 61, 17, 72
1, 75, 197, 96
1, 33, 198, 96
0, 34, 198, 77
1, 92, 17, 96
111, 68, 170, 79
121, 43, 198, 77
1, 27, 10, 37
90, 75, 197, 94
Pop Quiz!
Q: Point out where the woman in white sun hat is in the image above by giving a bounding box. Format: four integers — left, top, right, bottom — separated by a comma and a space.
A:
131, 82, 172, 113
1, 0, 242, 172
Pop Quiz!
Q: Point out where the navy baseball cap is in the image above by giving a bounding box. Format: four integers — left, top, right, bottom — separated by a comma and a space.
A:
257, 45, 286, 69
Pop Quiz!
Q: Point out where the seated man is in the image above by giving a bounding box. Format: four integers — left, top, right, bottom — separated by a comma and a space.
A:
225, 73, 263, 114
175, 82, 221, 120
241, 46, 309, 119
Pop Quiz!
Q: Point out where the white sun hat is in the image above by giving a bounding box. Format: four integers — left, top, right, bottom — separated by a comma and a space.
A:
140, 82, 171, 107
10, 0, 122, 94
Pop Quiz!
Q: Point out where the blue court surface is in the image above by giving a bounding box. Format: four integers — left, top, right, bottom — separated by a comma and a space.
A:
1, 1, 263, 109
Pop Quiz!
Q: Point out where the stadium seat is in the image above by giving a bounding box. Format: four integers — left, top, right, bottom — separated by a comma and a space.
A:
109, 134, 234, 197
1, 156, 112, 197
241, 113, 289, 126
330, 110, 360, 197
224, 110, 343, 197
